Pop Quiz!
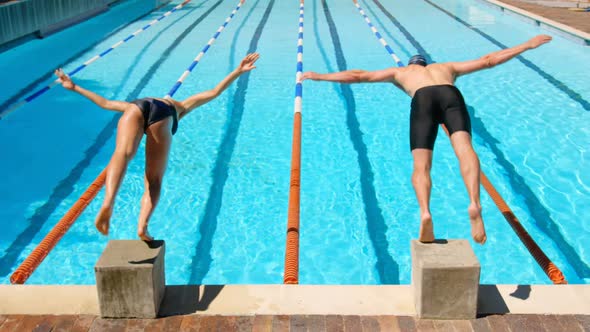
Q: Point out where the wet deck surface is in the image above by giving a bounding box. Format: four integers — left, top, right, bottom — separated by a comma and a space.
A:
497, 0, 590, 33
0, 314, 589, 331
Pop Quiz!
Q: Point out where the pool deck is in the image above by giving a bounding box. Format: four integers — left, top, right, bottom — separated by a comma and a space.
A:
1, 284, 589, 330
497, 0, 590, 34
0, 313, 588, 331
487, 0, 590, 37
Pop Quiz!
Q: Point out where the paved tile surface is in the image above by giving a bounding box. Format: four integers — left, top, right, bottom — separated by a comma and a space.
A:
1, 314, 588, 331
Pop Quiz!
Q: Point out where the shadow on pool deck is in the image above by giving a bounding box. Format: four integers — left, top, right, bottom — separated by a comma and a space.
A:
159, 285, 225, 316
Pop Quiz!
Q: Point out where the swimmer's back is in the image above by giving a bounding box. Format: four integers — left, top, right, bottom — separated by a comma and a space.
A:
395, 63, 457, 97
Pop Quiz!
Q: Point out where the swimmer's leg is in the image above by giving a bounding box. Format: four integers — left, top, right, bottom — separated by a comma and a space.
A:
96, 109, 144, 235
449, 131, 487, 244
137, 118, 172, 241
412, 148, 435, 243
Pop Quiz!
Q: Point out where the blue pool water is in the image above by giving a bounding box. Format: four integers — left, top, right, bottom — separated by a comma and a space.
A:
0, 0, 588, 285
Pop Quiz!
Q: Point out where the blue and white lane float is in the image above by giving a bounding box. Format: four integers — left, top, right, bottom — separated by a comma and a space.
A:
166, 0, 244, 98
284, 0, 304, 285
353, 1, 404, 67
294, 1, 304, 114
0, 0, 192, 119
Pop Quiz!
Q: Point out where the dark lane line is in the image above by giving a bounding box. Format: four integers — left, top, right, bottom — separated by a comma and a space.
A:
321, 0, 400, 284
469, 106, 589, 278
111, 0, 209, 99
126, 0, 224, 100
362, 0, 413, 59
370, 0, 435, 63
189, 0, 274, 284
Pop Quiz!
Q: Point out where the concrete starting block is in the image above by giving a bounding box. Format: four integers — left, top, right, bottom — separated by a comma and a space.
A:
411, 239, 480, 319
94, 240, 166, 318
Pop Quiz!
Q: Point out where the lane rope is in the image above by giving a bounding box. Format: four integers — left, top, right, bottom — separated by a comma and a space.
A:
165, 0, 244, 98
0, 0, 192, 119
283, 0, 304, 285
353, 1, 404, 67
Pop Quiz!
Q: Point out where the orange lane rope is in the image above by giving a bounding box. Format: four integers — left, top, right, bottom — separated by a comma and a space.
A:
10, 169, 107, 284
283, 0, 304, 284
480, 173, 567, 284
441, 125, 567, 284
284, 112, 302, 284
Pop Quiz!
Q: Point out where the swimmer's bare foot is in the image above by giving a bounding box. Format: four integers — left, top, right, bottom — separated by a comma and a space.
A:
419, 212, 435, 243
95, 206, 112, 235
468, 204, 487, 244
138, 223, 154, 242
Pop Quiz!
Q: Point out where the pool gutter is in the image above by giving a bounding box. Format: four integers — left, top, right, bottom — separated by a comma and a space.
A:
480, 0, 590, 45
1, 284, 589, 316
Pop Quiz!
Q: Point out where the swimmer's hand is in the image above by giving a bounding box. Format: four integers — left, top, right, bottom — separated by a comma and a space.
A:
301, 71, 318, 81
238, 53, 259, 73
526, 35, 552, 49
54, 68, 75, 90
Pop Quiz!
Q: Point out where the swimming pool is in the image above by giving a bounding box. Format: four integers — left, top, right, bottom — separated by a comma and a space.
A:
0, 0, 588, 285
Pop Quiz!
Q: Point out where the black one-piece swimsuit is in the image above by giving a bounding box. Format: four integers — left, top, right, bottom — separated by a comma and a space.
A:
130, 98, 178, 135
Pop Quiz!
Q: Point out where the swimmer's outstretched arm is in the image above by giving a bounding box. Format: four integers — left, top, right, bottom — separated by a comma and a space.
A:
176, 53, 260, 119
301, 67, 398, 84
54, 69, 130, 112
448, 34, 552, 76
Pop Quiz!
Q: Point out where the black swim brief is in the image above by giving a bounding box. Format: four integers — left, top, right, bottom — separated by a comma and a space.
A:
130, 98, 178, 135
409, 84, 471, 150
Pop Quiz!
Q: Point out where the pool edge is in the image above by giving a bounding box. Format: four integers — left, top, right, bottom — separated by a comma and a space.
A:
480, 0, 590, 45
1, 284, 589, 315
